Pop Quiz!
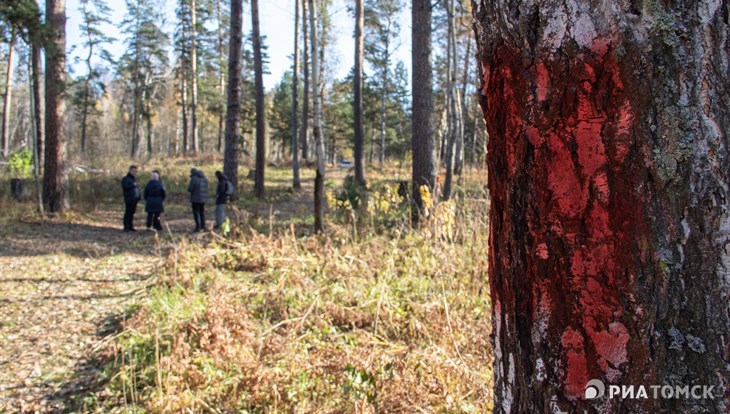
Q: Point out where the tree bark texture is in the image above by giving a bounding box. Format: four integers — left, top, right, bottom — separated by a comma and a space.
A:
353, 0, 366, 187
411, 0, 437, 223
292, 0, 301, 189
44, 0, 69, 213
309, 0, 325, 233
252, 0, 265, 198
474, 1, 730, 413
223, 0, 243, 192
190, 0, 199, 153
301, 0, 310, 163
2, 27, 16, 159
216, 0, 225, 153
28, 44, 44, 216
31, 43, 44, 171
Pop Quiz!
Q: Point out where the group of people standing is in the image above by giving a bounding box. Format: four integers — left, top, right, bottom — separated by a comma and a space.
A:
121, 165, 232, 233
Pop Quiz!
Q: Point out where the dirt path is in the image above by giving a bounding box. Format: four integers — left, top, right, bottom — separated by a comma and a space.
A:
0, 171, 343, 412
0, 210, 191, 413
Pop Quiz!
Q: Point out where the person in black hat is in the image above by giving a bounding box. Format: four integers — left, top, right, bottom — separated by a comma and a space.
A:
121, 165, 140, 232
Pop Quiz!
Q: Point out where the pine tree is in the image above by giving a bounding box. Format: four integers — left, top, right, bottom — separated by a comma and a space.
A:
411, 0, 436, 223
44, 0, 69, 212
364, 0, 402, 164
223, 0, 243, 190
251, 0, 265, 197
76, 0, 114, 154
118, 0, 169, 159
353, 0, 365, 186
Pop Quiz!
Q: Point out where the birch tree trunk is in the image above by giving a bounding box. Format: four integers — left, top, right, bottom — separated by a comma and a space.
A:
474, 1, 730, 412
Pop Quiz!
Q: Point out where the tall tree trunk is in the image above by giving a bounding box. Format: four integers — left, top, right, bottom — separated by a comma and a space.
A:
28, 44, 44, 215
180, 68, 188, 154
309, 0, 325, 233
300, 0, 310, 163
442, 0, 457, 201
474, 1, 730, 413
44, 0, 69, 212
145, 85, 152, 159
179, 4, 189, 155
2, 27, 16, 159
216, 0, 225, 153
353, 0, 365, 186
251, 0, 265, 198
223, 0, 243, 192
458, 30, 471, 171
190, 0, 199, 153
378, 37, 389, 165
450, 0, 463, 181
411, 0, 436, 223
291, 0, 301, 189
80, 9, 94, 154
31, 43, 44, 171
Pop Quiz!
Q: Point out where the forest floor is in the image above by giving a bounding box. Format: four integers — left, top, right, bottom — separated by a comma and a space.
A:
0, 209, 182, 412
0, 163, 492, 413
0, 173, 319, 413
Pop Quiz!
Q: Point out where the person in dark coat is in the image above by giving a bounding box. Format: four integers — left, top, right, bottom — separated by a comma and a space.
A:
144, 171, 166, 230
214, 171, 230, 229
187, 168, 209, 231
121, 165, 140, 232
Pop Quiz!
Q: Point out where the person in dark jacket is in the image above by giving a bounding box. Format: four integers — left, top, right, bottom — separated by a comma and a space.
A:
144, 171, 166, 230
188, 168, 209, 232
214, 171, 230, 229
121, 165, 140, 232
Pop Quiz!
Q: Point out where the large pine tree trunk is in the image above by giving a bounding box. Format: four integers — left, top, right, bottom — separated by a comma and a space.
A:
2, 27, 16, 159
474, 1, 730, 413
291, 0, 301, 189
44, 0, 69, 212
353, 0, 365, 186
223, 0, 243, 191
411, 0, 436, 222
252, 0, 265, 198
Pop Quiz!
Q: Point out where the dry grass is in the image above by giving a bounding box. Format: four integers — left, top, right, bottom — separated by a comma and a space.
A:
92, 167, 493, 413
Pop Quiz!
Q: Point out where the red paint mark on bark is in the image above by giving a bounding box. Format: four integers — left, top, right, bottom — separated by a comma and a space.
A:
562, 327, 589, 399
536, 62, 550, 102
482, 37, 648, 403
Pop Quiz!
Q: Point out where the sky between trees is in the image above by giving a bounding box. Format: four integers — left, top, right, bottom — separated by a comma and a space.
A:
64, 0, 413, 90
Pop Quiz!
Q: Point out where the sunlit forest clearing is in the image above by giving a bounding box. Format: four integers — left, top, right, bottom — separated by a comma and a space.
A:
2, 0, 729, 412
0, 159, 492, 412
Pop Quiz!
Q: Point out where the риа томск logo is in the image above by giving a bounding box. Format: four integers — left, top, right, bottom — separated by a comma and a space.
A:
584, 379, 715, 400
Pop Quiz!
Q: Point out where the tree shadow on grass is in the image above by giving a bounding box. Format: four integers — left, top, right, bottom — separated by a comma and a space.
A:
0, 220, 169, 258
42, 309, 136, 413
